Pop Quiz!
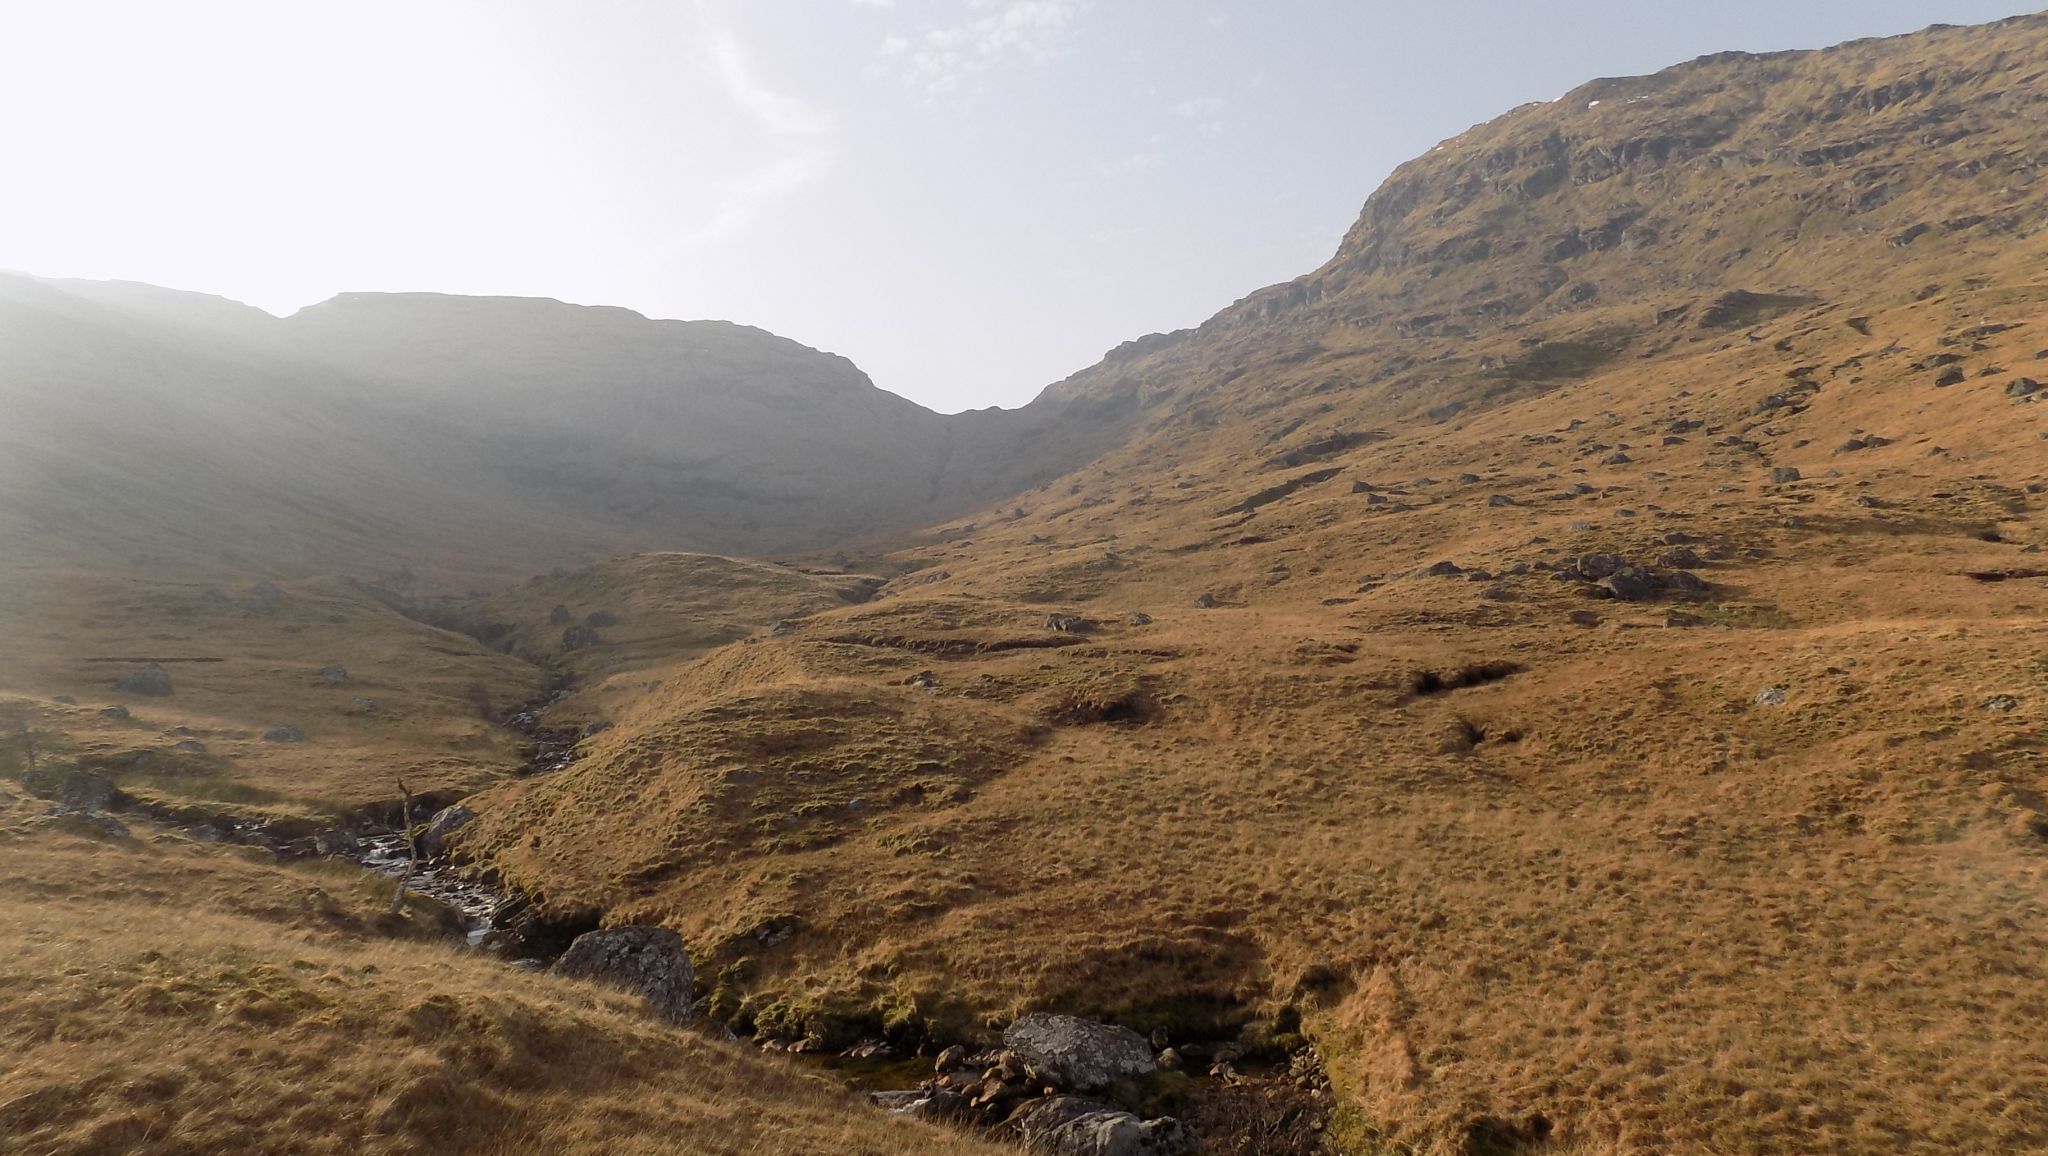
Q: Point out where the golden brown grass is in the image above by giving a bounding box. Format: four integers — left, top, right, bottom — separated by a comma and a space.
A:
0, 810, 1009, 1156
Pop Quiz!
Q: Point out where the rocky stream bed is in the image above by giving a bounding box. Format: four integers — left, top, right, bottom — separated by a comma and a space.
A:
23, 692, 1339, 1155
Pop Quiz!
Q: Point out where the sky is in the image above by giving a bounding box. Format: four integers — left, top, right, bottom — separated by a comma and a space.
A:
0, 1, 2035, 412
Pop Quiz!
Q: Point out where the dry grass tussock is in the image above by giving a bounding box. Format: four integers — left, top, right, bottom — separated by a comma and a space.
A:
0, 805, 1007, 1156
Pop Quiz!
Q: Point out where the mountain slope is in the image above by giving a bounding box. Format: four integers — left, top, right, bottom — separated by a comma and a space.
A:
445, 16, 2048, 1155
0, 278, 1128, 586
1042, 13, 2048, 463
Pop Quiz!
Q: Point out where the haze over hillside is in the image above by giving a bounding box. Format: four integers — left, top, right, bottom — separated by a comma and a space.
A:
5, 12, 2048, 1156
0, 274, 1132, 583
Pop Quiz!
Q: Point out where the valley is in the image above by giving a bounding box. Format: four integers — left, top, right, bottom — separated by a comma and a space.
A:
5, 13, 2048, 1156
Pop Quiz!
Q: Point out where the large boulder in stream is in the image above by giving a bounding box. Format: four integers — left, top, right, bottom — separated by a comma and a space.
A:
549, 926, 696, 1023
1011, 1095, 1195, 1156
416, 803, 476, 857
1002, 1013, 1156, 1091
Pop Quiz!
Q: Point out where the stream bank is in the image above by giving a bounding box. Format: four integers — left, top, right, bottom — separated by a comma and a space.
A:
23, 689, 1341, 1154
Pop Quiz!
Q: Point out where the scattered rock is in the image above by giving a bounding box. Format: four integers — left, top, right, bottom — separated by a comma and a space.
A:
769, 619, 797, 636
1657, 546, 1704, 569
843, 1039, 897, 1061
1010, 1095, 1195, 1156
1984, 695, 2020, 712
1664, 611, 1706, 628
1935, 366, 1966, 387
1486, 493, 1517, 507
172, 740, 207, 754
935, 1044, 971, 1073
113, 663, 173, 697
2007, 377, 2041, 398
1421, 561, 1464, 577
1125, 611, 1153, 626
1003, 1013, 1155, 1092
1603, 451, 1633, 465
40, 807, 131, 841
1567, 609, 1602, 628
99, 705, 132, 721
1664, 570, 1708, 594
314, 829, 361, 857
585, 609, 621, 628
27, 766, 117, 810
315, 664, 348, 686
1769, 467, 1801, 485
1755, 686, 1788, 707
1044, 614, 1097, 633
1599, 566, 1662, 602
1193, 593, 1217, 609
348, 697, 380, 715
550, 926, 696, 1023
262, 725, 307, 743
562, 624, 601, 651
549, 604, 573, 626
1568, 553, 1627, 580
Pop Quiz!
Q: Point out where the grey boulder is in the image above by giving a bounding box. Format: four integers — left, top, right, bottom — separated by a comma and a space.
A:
1010, 1096, 1194, 1156
1002, 1013, 1155, 1091
417, 803, 477, 857
550, 926, 696, 1023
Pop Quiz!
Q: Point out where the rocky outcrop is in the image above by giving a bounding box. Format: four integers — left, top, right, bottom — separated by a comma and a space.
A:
550, 926, 696, 1023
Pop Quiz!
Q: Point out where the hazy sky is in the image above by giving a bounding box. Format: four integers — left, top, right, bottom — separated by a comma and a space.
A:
1, 1, 2032, 411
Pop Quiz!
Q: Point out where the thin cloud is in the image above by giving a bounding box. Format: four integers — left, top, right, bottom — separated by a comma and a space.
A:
876, 0, 1087, 98
678, 150, 838, 246
704, 27, 837, 138
670, 12, 839, 250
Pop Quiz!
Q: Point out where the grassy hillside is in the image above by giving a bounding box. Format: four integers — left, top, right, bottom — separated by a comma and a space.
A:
0, 803, 1009, 1156
445, 16, 2048, 1155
